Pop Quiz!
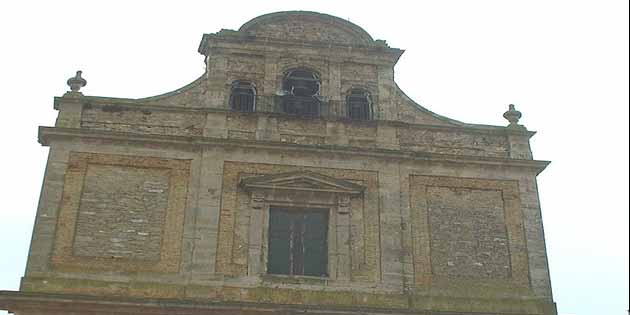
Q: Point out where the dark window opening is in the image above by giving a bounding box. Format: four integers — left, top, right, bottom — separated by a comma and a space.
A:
281, 69, 321, 117
230, 81, 256, 112
347, 89, 371, 120
267, 208, 328, 277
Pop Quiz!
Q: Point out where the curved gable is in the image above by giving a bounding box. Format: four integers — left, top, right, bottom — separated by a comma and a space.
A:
239, 11, 374, 45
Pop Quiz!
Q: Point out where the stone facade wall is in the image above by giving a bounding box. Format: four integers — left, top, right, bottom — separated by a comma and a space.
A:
398, 126, 509, 157
427, 186, 511, 279
49, 152, 191, 273
81, 106, 204, 136
72, 163, 170, 261
21, 132, 554, 314
14, 11, 555, 315
243, 15, 368, 45
77, 107, 513, 159
215, 161, 379, 282
408, 175, 530, 296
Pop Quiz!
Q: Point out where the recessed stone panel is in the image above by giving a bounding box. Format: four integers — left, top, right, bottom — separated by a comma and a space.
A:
409, 175, 530, 288
216, 161, 379, 282
72, 164, 171, 261
427, 186, 510, 279
51, 152, 191, 273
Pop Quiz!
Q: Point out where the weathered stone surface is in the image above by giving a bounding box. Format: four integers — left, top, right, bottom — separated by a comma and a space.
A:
408, 175, 531, 293
240, 12, 374, 45
427, 186, 510, 279
50, 152, 191, 273
73, 164, 170, 261
398, 127, 509, 157
3, 10, 557, 315
81, 106, 204, 136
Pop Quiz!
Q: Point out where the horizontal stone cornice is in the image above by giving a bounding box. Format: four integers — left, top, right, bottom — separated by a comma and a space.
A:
38, 127, 550, 174
199, 34, 403, 63
0, 290, 557, 315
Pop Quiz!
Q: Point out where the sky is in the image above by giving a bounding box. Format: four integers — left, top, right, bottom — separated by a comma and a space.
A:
0, 1, 628, 315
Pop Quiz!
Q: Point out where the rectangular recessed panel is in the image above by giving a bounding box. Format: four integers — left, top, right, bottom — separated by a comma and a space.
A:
72, 164, 171, 261
428, 186, 511, 279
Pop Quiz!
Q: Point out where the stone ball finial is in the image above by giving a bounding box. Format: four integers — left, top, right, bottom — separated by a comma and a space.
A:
67, 70, 87, 92
503, 104, 522, 127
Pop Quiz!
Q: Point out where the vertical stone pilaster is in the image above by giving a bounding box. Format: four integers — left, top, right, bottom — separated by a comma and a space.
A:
190, 149, 224, 279
507, 132, 533, 160
329, 62, 342, 116
263, 55, 278, 95
376, 65, 395, 121
55, 97, 83, 128
206, 54, 229, 109
23, 145, 70, 276
378, 167, 406, 288
248, 192, 266, 276
335, 195, 352, 281
204, 112, 227, 138
376, 123, 399, 150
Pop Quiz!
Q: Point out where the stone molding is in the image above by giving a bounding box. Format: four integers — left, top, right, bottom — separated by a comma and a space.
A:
240, 170, 366, 195
38, 127, 550, 174
0, 290, 559, 315
409, 175, 530, 289
216, 162, 379, 282
50, 152, 191, 273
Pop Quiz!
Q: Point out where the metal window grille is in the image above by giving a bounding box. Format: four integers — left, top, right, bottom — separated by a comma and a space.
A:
230, 81, 256, 112
347, 89, 371, 120
281, 69, 322, 117
267, 208, 328, 277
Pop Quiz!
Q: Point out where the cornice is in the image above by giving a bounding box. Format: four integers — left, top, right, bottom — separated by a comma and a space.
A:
198, 34, 403, 64
38, 127, 550, 175
0, 290, 555, 315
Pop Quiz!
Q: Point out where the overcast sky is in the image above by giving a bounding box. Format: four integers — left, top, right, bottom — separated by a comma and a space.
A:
0, 1, 628, 315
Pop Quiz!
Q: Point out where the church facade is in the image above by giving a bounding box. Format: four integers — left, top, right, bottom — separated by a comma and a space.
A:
0, 11, 557, 315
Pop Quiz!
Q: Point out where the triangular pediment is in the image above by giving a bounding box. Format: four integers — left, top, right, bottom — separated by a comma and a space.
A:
240, 171, 364, 195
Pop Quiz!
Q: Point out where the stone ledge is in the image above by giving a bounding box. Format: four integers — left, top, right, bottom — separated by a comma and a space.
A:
0, 289, 557, 315
37, 127, 550, 174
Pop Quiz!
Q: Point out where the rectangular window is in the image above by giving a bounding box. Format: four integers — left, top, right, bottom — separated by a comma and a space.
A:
267, 207, 328, 277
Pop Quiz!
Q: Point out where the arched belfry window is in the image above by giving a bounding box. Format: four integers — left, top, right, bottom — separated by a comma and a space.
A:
230, 80, 256, 112
346, 88, 372, 120
281, 69, 321, 117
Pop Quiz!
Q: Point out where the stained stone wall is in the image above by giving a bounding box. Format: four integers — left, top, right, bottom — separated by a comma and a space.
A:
240, 14, 372, 45
72, 164, 170, 261
50, 152, 190, 273
81, 106, 204, 136
427, 186, 511, 279
8, 10, 556, 315
408, 175, 531, 291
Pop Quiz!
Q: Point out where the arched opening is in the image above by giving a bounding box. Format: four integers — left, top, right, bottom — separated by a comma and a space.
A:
346, 88, 372, 120
230, 80, 256, 112
281, 68, 321, 117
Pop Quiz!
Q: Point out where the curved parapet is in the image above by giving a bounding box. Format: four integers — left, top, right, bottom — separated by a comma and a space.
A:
136, 74, 210, 107
58, 11, 526, 134
239, 11, 375, 46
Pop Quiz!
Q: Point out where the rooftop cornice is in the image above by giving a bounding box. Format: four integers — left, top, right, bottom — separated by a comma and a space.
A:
198, 33, 403, 63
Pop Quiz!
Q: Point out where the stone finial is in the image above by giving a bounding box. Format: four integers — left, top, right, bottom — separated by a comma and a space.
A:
67, 70, 87, 92
503, 104, 523, 127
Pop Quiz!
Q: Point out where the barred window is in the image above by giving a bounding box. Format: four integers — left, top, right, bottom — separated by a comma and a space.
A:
267, 207, 328, 277
230, 81, 256, 112
281, 69, 321, 117
346, 88, 372, 120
